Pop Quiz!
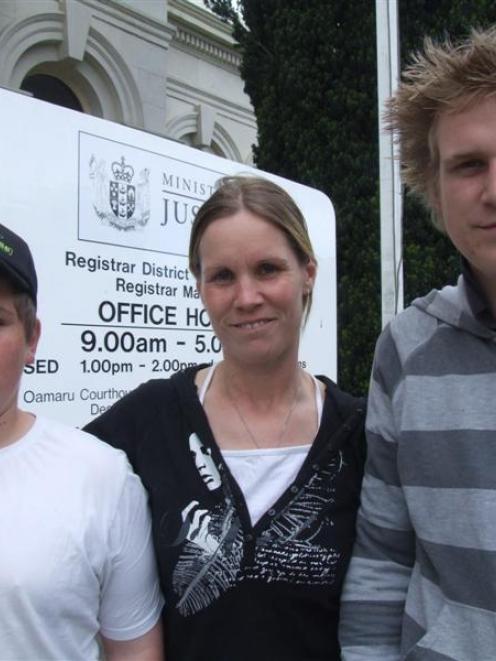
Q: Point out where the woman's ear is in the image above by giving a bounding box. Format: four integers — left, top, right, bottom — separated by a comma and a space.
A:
304, 258, 317, 291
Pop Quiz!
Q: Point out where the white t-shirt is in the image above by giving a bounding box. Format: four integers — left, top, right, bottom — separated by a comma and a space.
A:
0, 416, 163, 660
198, 364, 323, 525
221, 444, 313, 525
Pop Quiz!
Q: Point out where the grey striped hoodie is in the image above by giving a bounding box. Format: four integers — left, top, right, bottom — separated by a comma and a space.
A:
339, 275, 496, 661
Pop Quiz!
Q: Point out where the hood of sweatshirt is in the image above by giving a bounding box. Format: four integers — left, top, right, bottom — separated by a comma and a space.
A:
412, 274, 496, 341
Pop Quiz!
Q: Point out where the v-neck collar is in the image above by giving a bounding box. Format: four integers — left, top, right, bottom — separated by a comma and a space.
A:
172, 366, 364, 537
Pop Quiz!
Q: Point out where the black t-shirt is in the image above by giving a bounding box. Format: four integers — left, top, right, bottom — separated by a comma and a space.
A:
85, 366, 366, 661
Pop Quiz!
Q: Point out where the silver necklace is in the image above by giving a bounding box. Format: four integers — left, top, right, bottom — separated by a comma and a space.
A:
226, 377, 301, 449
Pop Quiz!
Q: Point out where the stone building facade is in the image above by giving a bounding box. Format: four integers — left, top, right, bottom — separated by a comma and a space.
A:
0, 0, 256, 163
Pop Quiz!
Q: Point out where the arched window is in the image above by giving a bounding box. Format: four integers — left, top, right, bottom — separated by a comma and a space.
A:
21, 74, 83, 112
179, 132, 226, 157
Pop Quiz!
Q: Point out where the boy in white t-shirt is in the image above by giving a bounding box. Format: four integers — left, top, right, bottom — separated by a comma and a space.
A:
0, 223, 164, 660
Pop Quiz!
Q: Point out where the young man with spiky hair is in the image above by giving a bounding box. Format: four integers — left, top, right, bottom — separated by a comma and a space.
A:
340, 27, 496, 660
0, 223, 164, 660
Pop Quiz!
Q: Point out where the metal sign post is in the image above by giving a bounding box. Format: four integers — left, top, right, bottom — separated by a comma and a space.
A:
376, 0, 404, 327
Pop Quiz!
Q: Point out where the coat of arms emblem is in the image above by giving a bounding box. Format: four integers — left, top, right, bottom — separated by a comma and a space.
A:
89, 155, 150, 230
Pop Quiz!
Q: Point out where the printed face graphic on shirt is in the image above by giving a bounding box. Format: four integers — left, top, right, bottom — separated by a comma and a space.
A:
189, 433, 221, 490
172, 448, 345, 617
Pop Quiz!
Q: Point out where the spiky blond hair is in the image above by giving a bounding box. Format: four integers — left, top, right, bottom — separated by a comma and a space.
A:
385, 26, 496, 231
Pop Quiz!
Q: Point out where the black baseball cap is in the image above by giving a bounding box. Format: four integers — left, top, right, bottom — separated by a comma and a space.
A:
0, 224, 37, 305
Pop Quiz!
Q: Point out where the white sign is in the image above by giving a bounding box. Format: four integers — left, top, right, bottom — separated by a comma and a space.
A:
0, 88, 336, 427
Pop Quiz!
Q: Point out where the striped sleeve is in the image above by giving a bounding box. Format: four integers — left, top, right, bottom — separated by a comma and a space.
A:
339, 325, 415, 660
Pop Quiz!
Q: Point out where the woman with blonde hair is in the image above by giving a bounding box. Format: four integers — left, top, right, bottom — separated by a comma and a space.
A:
86, 175, 365, 660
